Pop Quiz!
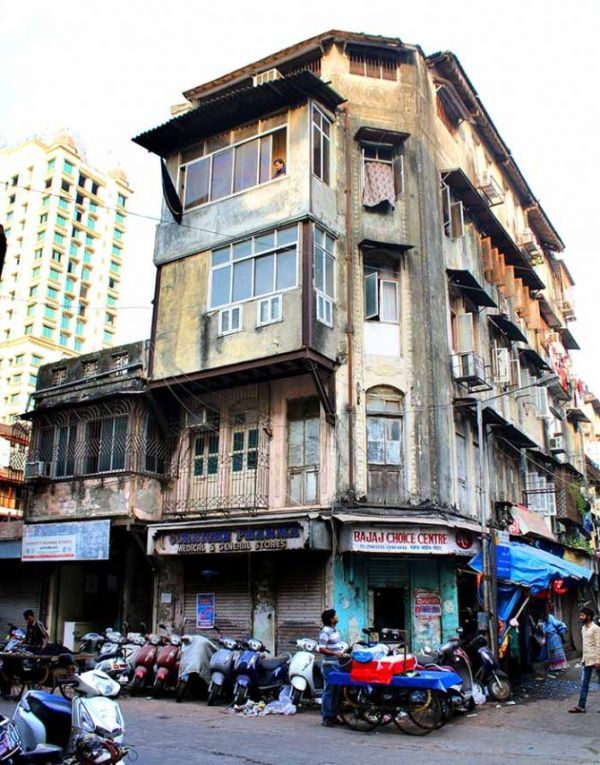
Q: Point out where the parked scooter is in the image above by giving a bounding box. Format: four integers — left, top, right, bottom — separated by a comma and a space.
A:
288, 638, 326, 708
207, 636, 241, 706
129, 632, 162, 695
13, 662, 129, 764
153, 633, 182, 696
95, 632, 145, 687
176, 635, 217, 703
466, 635, 512, 701
232, 638, 290, 706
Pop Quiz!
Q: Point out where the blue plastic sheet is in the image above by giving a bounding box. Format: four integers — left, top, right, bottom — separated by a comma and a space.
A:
497, 583, 521, 623
469, 541, 592, 593
327, 670, 462, 691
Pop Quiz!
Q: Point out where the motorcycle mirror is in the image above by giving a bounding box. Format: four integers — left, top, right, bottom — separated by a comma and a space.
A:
423, 646, 432, 655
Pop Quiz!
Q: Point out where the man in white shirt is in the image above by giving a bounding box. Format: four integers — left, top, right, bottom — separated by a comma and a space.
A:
568, 607, 600, 713
319, 608, 347, 727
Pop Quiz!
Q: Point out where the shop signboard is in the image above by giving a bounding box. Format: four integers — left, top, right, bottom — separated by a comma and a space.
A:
413, 589, 442, 651
339, 526, 479, 556
154, 524, 306, 556
22, 520, 110, 562
494, 529, 511, 579
196, 593, 215, 629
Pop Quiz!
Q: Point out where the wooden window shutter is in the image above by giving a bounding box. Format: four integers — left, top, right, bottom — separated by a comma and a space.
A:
502, 265, 516, 297
456, 313, 474, 352
481, 237, 493, 282
491, 249, 504, 285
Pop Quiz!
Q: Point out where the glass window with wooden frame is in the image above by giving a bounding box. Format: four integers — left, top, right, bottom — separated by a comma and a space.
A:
192, 431, 219, 477
312, 106, 331, 184
314, 226, 335, 326
441, 180, 464, 239
84, 415, 128, 474
349, 49, 397, 81
366, 389, 403, 466
230, 412, 258, 473
364, 257, 400, 324
209, 224, 298, 310
287, 397, 320, 506
179, 123, 287, 210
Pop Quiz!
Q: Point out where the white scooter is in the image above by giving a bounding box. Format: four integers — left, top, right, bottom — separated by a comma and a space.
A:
289, 638, 349, 708
13, 664, 129, 764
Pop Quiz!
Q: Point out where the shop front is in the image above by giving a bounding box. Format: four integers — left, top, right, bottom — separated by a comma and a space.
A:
334, 516, 481, 651
148, 515, 332, 654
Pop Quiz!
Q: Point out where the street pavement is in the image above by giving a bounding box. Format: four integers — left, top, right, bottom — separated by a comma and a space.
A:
2, 670, 600, 764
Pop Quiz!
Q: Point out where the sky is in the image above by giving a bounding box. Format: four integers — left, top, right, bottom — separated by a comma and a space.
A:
1, 0, 599, 389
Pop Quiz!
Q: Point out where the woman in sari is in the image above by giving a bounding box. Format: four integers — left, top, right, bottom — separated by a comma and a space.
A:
539, 609, 568, 671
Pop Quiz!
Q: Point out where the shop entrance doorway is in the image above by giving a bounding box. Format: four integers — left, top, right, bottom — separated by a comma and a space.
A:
372, 588, 406, 633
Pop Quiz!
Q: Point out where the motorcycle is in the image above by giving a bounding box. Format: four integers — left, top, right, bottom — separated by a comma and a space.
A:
207, 636, 241, 706
153, 633, 182, 696
95, 633, 145, 688
176, 635, 217, 704
232, 638, 290, 706
417, 630, 478, 713
288, 638, 327, 708
13, 663, 128, 764
467, 635, 512, 701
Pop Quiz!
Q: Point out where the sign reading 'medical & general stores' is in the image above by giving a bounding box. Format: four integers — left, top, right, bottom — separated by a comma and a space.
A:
339, 526, 479, 556
154, 524, 305, 555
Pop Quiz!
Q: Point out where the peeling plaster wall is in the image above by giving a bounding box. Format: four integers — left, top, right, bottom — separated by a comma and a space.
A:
29, 475, 162, 522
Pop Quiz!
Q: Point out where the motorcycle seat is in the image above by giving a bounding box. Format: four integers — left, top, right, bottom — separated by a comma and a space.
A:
26, 692, 71, 749
260, 656, 289, 671
27, 690, 71, 716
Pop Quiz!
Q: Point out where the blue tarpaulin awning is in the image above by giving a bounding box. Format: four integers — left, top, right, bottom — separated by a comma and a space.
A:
469, 541, 593, 593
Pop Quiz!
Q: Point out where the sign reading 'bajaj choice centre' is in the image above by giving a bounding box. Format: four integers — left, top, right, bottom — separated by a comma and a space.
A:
340, 526, 478, 556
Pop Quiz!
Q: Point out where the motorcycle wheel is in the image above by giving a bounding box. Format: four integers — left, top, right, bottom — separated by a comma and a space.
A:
290, 687, 303, 708
207, 684, 219, 707
488, 674, 512, 702
232, 684, 248, 707
175, 680, 188, 704
129, 675, 142, 697
153, 677, 164, 698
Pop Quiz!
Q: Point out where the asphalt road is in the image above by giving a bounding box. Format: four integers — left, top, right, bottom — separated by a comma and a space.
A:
3, 685, 600, 765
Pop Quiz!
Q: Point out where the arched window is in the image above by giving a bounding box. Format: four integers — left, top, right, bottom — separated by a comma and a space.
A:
366, 387, 404, 504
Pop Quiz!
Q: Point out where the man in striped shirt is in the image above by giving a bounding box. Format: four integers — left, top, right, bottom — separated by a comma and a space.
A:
319, 608, 347, 726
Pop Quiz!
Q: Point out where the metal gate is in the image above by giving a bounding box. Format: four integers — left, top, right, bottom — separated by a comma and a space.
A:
367, 557, 410, 588
0, 562, 44, 631
183, 558, 252, 639
276, 553, 325, 653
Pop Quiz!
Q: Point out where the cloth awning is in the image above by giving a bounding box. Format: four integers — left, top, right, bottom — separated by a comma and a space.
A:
519, 348, 552, 373
469, 541, 593, 593
508, 505, 555, 542
482, 407, 537, 449
488, 314, 528, 344
559, 327, 580, 351
447, 269, 497, 308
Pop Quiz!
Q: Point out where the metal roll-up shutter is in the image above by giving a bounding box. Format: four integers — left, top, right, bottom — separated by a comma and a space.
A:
0, 562, 43, 630
183, 557, 252, 639
276, 553, 325, 653
367, 557, 410, 588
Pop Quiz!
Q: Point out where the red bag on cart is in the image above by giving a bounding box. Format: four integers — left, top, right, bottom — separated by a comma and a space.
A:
350, 654, 416, 684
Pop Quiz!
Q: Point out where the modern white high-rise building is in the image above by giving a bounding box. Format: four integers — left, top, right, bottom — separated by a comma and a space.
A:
0, 133, 132, 423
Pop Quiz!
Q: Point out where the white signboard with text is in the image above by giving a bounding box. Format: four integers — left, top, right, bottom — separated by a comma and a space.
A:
22, 520, 110, 562
340, 526, 478, 556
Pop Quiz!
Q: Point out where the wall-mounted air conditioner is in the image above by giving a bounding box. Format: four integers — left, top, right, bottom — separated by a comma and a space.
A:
549, 434, 566, 454
186, 409, 209, 430
253, 68, 283, 86
24, 461, 49, 480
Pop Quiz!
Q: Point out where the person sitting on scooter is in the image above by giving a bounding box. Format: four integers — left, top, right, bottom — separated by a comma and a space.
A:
319, 608, 347, 727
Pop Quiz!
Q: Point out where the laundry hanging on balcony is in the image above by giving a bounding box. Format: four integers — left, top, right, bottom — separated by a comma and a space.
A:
363, 161, 396, 209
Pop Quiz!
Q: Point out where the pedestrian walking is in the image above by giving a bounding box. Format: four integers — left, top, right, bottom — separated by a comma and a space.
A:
318, 608, 347, 727
568, 607, 600, 713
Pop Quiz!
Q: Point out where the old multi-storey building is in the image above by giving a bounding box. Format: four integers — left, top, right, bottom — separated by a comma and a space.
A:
0, 133, 132, 425
18, 31, 594, 651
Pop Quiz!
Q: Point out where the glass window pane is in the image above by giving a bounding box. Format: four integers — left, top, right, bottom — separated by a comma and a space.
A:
381, 281, 398, 322
232, 240, 252, 260
276, 249, 296, 290
233, 431, 244, 451
364, 272, 378, 318
207, 455, 218, 475
288, 420, 304, 467
184, 158, 210, 208
248, 429, 258, 449
232, 453, 243, 472
325, 254, 334, 297
314, 227, 323, 246
314, 249, 323, 292
322, 136, 330, 184
193, 457, 204, 477
247, 450, 258, 470
277, 225, 298, 246
212, 247, 230, 266
255, 232, 275, 252
305, 469, 317, 503
211, 266, 230, 307
259, 135, 272, 184
233, 139, 259, 193
312, 126, 321, 178
210, 149, 233, 200
255, 254, 274, 296
208, 434, 219, 454
305, 418, 320, 464
233, 259, 253, 302
195, 437, 205, 456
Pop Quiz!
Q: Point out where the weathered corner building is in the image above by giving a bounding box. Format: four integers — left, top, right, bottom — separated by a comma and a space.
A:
20, 30, 592, 650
